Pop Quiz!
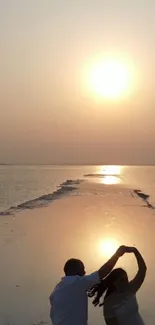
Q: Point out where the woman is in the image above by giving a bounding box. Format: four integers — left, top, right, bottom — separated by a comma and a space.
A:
88, 247, 146, 325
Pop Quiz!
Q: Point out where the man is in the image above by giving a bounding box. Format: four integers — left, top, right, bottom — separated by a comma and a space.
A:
49, 246, 127, 325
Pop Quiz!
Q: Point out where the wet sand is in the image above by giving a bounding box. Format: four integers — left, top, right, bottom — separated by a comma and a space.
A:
0, 181, 154, 324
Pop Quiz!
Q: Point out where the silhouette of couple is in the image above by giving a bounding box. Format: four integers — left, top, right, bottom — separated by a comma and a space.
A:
49, 246, 146, 325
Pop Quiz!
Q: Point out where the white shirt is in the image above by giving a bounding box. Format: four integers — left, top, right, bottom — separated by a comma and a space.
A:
49, 271, 100, 325
104, 293, 145, 325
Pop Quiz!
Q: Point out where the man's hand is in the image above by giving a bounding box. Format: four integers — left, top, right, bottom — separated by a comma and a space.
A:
125, 246, 137, 253
116, 245, 128, 257
98, 245, 129, 280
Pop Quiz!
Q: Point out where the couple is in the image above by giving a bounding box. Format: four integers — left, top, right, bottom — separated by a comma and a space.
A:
49, 245, 146, 325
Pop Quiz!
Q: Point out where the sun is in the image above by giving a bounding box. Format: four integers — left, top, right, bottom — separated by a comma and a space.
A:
86, 57, 134, 100
98, 238, 120, 258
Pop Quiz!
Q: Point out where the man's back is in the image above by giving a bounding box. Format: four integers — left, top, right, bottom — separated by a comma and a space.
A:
50, 272, 99, 325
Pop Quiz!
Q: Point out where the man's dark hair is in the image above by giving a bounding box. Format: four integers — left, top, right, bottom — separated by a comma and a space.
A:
64, 258, 84, 276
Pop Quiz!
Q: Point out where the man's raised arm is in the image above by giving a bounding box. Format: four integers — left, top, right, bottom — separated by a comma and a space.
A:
98, 246, 126, 280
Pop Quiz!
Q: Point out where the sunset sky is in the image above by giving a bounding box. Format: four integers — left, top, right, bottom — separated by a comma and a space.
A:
0, 0, 155, 164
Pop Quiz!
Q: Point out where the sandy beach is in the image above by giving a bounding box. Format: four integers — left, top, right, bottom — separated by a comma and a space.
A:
0, 180, 154, 325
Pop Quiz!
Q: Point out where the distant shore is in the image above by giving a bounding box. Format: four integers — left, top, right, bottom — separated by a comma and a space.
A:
0, 163, 10, 165
0, 163, 155, 167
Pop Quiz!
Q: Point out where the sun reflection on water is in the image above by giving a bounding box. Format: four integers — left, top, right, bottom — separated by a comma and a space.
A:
96, 165, 122, 185
99, 165, 121, 176
102, 175, 120, 185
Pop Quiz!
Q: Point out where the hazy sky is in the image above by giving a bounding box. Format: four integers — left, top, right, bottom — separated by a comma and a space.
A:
0, 0, 155, 164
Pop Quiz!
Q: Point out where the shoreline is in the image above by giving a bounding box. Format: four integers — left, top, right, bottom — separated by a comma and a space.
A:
0, 175, 153, 216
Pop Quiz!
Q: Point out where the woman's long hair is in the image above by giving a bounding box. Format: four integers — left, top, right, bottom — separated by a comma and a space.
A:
88, 268, 128, 307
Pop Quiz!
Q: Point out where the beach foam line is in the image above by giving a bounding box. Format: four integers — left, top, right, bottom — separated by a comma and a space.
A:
0, 179, 82, 216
